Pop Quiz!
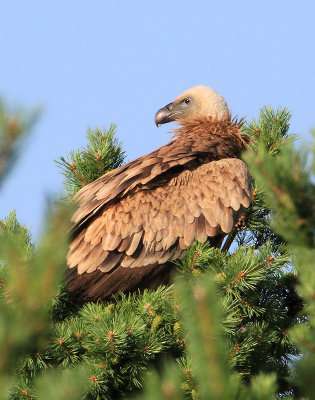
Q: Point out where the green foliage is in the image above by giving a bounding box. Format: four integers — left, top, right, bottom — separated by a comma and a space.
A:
244, 106, 294, 154
12, 287, 182, 399
0, 206, 72, 376
1, 98, 314, 399
232, 106, 294, 250
0, 206, 74, 399
34, 367, 88, 400
175, 243, 301, 397
0, 210, 34, 268
244, 140, 314, 248
9, 241, 302, 399
0, 100, 39, 185
0, 101, 75, 399
56, 125, 125, 199
244, 129, 315, 399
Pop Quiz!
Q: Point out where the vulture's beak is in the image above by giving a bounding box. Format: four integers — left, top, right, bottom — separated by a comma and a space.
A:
155, 102, 175, 127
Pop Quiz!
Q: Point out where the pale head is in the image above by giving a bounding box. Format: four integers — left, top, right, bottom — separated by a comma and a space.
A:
155, 85, 230, 126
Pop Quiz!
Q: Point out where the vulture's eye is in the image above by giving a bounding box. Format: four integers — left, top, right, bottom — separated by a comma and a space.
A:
184, 98, 191, 104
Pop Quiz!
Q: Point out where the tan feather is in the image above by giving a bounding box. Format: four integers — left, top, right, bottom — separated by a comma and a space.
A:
77, 248, 109, 274
135, 250, 160, 267
221, 209, 234, 233
212, 199, 224, 224
184, 217, 197, 246
161, 235, 177, 250
160, 228, 169, 238
101, 233, 115, 250
69, 233, 85, 252
122, 211, 131, 224
128, 249, 148, 268
121, 255, 136, 268
90, 233, 102, 247
105, 234, 122, 252
203, 208, 216, 227
114, 218, 123, 236
155, 230, 163, 242
141, 157, 162, 167
242, 195, 251, 208
196, 214, 207, 242
159, 250, 174, 264
179, 237, 189, 249
117, 236, 133, 252
121, 221, 131, 239
67, 239, 91, 268
205, 221, 217, 237
126, 231, 143, 256
143, 229, 156, 245
221, 195, 231, 208
230, 195, 241, 211
98, 253, 123, 273
173, 216, 185, 237
192, 202, 202, 218
185, 213, 195, 224
104, 214, 117, 235
155, 242, 163, 252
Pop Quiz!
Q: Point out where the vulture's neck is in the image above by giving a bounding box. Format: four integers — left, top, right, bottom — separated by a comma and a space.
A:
171, 115, 249, 160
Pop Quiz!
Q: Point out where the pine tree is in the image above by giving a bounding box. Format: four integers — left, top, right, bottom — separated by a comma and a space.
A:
0, 99, 313, 399
0, 102, 86, 399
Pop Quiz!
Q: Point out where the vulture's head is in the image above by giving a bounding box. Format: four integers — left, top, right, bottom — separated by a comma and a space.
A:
155, 85, 229, 126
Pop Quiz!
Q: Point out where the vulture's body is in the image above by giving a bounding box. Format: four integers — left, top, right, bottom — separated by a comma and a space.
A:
67, 86, 251, 302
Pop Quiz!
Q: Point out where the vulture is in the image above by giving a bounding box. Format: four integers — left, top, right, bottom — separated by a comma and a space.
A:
67, 85, 251, 302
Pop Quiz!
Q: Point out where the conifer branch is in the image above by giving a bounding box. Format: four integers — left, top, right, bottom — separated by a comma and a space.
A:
56, 125, 125, 199
2, 104, 313, 399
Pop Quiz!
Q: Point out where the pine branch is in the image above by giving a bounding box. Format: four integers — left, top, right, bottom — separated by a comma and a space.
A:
0, 205, 72, 376
244, 128, 315, 398
0, 100, 39, 186
56, 125, 125, 199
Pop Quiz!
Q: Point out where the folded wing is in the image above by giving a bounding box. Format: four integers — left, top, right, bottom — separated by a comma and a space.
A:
67, 157, 250, 301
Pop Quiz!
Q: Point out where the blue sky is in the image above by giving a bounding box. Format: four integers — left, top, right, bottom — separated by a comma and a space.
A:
1, 1, 314, 238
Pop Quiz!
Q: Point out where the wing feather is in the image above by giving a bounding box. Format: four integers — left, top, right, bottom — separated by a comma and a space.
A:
103, 233, 122, 252
99, 253, 123, 273
126, 231, 143, 256
68, 157, 251, 296
117, 236, 133, 252
77, 247, 109, 274
196, 214, 207, 242
221, 209, 234, 233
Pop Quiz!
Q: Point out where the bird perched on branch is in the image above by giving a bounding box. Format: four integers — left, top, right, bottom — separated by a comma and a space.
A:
67, 86, 251, 302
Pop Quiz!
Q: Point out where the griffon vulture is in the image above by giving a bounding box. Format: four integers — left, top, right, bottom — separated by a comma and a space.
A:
67, 86, 251, 302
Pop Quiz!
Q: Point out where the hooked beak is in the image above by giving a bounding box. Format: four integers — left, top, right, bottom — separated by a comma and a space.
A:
154, 102, 175, 127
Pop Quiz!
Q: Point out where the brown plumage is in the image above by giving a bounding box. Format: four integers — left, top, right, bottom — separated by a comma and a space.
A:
67, 86, 251, 302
